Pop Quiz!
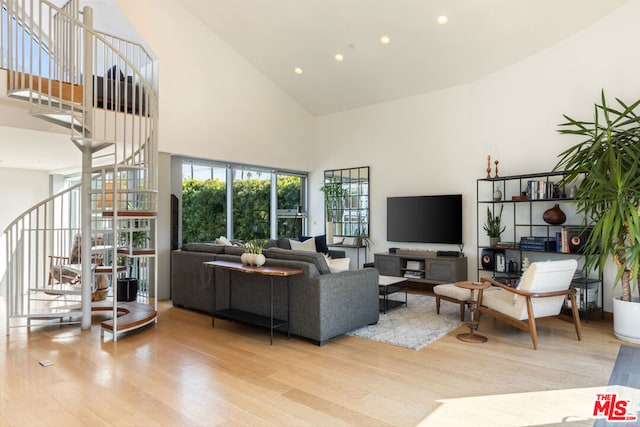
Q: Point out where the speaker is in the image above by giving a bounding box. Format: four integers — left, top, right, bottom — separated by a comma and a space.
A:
481, 248, 499, 270
437, 250, 460, 257
568, 227, 593, 253
389, 247, 399, 254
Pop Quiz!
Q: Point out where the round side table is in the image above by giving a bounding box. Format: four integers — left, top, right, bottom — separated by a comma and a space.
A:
454, 281, 490, 343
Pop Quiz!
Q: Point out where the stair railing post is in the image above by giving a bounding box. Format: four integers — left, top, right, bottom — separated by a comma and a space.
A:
80, 6, 93, 330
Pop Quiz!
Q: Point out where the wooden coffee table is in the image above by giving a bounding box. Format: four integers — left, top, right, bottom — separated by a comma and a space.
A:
454, 281, 490, 343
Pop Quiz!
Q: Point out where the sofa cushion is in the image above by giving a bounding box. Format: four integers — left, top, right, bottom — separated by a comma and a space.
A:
326, 257, 350, 273
277, 238, 292, 249
263, 247, 331, 275
264, 239, 279, 249
290, 238, 317, 252
182, 243, 226, 254
434, 283, 477, 301
224, 245, 245, 256
300, 234, 329, 254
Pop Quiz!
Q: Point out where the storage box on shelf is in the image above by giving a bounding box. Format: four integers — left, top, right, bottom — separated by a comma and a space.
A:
477, 171, 603, 321
374, 250, 467, 292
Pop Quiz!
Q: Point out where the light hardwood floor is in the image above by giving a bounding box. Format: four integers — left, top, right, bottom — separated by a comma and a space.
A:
0, 295, 631, 426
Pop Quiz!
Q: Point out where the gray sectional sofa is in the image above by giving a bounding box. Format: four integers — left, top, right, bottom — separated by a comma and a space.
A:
171, 239, 379, 345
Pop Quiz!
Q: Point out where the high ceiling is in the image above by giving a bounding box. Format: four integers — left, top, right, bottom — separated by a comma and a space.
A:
176, 0, 629, 115
0, 0, 630, 172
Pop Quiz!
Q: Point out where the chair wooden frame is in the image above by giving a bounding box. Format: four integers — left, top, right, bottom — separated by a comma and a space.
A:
477, 277, 582, 350
48, 255, 80, 285
435, 293, 466, 321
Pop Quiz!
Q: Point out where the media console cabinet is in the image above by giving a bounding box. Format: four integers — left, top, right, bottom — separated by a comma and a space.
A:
374, 251, 467, 292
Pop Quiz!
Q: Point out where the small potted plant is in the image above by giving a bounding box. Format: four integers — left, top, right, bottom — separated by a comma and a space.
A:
241, 239, 267, 266
320, 180, 345, 244
483, 205, 505, 247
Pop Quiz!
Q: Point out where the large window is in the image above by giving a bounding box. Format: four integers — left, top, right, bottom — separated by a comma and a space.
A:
232, 167, 270, 240
180, 159, 307, 244
277, 174, 304, 238
182, 163, 227, 243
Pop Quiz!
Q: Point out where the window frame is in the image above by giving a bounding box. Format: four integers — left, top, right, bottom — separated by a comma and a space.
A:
177, 157, 308, 244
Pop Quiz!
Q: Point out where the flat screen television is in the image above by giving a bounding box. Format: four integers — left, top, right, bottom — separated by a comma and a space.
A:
387, 194, 462, 244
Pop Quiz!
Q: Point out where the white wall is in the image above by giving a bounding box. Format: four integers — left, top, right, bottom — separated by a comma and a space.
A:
155, 152, 172, 300
0, 167, 50, 297
114, 0, 316, 172
113, 0, 317, 301
315, 0, 640, 312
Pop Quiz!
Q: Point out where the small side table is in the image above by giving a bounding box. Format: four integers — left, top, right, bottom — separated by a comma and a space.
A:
454, 281, 490, 343
378, 275, 408, 313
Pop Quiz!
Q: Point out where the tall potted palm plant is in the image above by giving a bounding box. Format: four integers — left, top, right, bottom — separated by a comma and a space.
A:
554, 91, 640, 343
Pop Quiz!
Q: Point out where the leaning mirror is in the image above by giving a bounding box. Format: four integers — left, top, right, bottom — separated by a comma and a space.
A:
322, 166, 369, 246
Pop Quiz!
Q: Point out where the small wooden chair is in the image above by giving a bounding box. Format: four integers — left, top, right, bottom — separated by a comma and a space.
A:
477, 259, 582, 350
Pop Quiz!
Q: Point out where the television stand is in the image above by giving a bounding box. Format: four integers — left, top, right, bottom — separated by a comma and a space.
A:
374, 250, 467, 292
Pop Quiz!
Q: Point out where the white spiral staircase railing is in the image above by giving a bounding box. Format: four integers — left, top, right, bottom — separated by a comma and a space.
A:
1, 0, 159, 340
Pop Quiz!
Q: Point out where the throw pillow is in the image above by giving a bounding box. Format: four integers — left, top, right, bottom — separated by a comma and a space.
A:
299, 234, 328, 254
290, 237, 316, 252
326, 257, 350, 273
215, 236, 233, 246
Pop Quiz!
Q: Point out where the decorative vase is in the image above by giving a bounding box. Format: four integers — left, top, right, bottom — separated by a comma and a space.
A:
543, 204, 566, 224
493, 188, 502, 202
254, 253, 266, 267
241, 252, 251, 265
489, 237, 499, 248
326, 221, 334, 245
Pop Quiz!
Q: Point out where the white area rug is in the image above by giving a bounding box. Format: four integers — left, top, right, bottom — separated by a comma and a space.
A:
347, 293, 464, 350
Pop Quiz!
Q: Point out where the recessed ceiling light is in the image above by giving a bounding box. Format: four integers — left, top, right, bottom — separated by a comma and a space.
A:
379, 35, 390, 45
294, 67, 303, 75
437, 15, 448, 25
334, 54, 344, 61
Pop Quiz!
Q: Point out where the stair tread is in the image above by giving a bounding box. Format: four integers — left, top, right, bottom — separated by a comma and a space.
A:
117, 247, 156, 256
36, 286, 82, 296
102, 210, 157, 217
94, 301, 157, 332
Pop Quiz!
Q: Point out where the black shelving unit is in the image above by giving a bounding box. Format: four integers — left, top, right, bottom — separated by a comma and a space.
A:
477, 171, 604, 322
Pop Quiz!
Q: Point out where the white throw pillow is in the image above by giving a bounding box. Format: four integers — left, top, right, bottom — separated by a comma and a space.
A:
326, 257, 350, 273
215, 236, 233, 246
290, 238, 316, 252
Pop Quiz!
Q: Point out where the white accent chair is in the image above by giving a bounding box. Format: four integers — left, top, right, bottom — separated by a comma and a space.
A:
477, 259, 582, 350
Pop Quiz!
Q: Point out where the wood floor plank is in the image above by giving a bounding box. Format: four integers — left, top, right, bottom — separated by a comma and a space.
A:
0, 295, 633, 426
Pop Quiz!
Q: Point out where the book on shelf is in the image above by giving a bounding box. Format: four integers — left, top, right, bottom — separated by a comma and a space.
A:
403, 271, 424, 279
406, 260, 424, 270
555, 227, 574, 253
496, 241, 518, 249
520, 236, 556, 252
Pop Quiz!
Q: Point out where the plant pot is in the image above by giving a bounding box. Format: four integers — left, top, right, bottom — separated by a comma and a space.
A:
489, 237, 499, 248
254, 253, 266, 267
117, 278, 138, 302
613, 296, 640, 344
241, 252, 251, 265
326, 221, 334, 245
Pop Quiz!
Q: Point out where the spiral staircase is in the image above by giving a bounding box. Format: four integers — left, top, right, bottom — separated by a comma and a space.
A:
1, 0, 159, 340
